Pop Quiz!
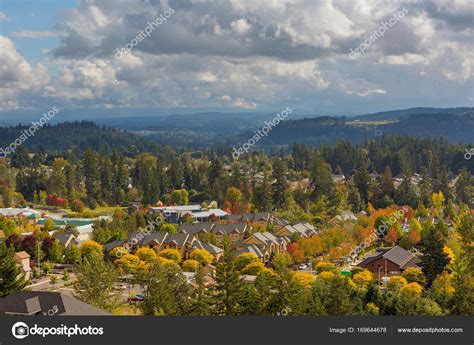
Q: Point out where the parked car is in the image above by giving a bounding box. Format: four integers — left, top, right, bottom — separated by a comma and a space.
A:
297, 264, 308, 270
127, 293, 144, 303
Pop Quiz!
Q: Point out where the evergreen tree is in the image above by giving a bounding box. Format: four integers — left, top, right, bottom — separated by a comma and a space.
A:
421, 228, 450, 287
213, 237, 243, 315
272, 159, 288, 210
74, 252, 119, 311
0, 243, 28, 297
189, 265, 213, 315
354, 165, 371, 204
252, 171, 273, 212
83, 148, 99, 207
394, 175, 419, 208
380, 165, 395, 197
310, 153, 336, 204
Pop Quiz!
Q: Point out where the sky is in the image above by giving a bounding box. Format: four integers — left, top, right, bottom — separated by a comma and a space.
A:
0, 0, 473, 117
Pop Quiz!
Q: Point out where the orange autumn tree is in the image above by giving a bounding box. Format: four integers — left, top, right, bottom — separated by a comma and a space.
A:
287, 242, 305, 263
384, 227, 399, 245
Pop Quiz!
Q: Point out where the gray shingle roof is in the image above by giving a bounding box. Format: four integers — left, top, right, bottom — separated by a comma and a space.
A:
0, 291, 111, 315
383, 246, 417, 267
163, 233, 190, 246
212, 223, 247, 234
141, 232, 168, 246
192, 240, 223, 254
178, 223, 213, 236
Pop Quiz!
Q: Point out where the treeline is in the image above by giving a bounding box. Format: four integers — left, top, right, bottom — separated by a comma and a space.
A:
0, 133, 472, 221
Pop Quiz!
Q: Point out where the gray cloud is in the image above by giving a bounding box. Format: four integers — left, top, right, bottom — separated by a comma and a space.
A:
1, 0, 472, 113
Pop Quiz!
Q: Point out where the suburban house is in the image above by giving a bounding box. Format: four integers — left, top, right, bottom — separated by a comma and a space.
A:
241, 231, 288, 259
235, 244, 268, 262
0, 291, 111, 315
15, 251, 31, 280
228, 213, 289, 228
53, 233, 78, 249
275, 222, 319, 239
139, 231, 169, 252
329, 210, 358, 224
162, 233, 195, 258
211, 223, 248, 243
0, 208, 42, 225
150, 205, 228, 223
178, 223, 213, 237
191, 240, 223, 261
358, 246, 421, 279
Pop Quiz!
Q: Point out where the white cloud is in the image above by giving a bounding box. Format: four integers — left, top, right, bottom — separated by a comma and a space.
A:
1, 0, 472, 113
11, 31, 58, 38
232, 98, 256, 109
0, 11, 9, 21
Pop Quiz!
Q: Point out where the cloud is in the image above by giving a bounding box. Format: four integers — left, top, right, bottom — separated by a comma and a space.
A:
0, 36, 49, 110
1, 0, 472, 113
0, 11, 9, 21
11, 31, 58, 38
232, 98, 256, 109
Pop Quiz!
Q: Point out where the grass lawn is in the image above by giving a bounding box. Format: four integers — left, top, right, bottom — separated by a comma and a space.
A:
113, 304, 143, 316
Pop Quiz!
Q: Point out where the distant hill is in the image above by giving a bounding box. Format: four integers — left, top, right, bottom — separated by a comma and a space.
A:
352, 107, 473, 121
0, 108, 472, 153
0, 121, 173, 157
247, 108, 474, 148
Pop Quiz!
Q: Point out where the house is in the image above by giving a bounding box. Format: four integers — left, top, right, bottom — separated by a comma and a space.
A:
104, 240, 125, 254
150, 205, 228, 223
242, 231, 288, 257
330, 210, 358, 223
275, 222, 319, 239
162, 233, 194, 258
191, 240, 223, 262
178, 223, 213, 237
235, 244, 268, 262
211, 223, 248, 243
0, 208, 42, 225
0, 291, 111, 315
358, 246, 421, 279
139, 232, 169, 253
15, 251, 31, 280
228, 212, 289, 227
53, 233, 78, 249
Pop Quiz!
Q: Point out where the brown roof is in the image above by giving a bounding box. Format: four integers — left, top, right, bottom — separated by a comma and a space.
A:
15, 251, 31, 259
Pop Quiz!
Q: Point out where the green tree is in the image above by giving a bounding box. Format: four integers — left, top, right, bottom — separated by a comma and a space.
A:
170, 189, 189, 205
421, 228, 450, 287
49, 240, 64, 263
83, 148, 99, 208
272, 159, 288, 210
74, 253, 119, 311
213, 237, 244, 315
65, 243, 82, 264
0, 243, 28, 297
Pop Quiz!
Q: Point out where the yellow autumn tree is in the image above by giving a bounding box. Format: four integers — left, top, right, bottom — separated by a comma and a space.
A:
292, 272, 316, 289
401, 282, 423, 296
158, 249, 182, 263
352, 270, 373, 289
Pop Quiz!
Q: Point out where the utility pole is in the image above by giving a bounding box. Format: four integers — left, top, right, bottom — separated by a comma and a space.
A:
37, 240, 41, 276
